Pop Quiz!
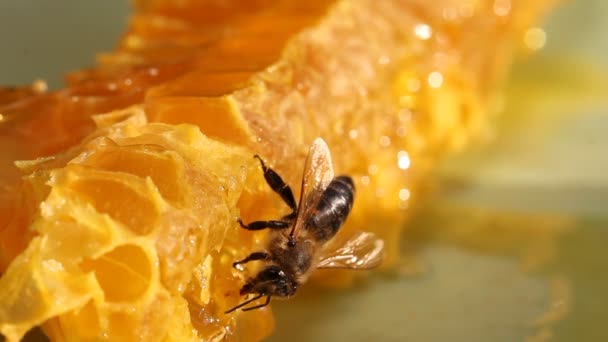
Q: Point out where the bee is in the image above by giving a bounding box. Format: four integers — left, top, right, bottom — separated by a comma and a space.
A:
225, 137, 384, 313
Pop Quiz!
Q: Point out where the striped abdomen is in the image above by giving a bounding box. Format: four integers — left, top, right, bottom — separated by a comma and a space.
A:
305, 176, 355, 242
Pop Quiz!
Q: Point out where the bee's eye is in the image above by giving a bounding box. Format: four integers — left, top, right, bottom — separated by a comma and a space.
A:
259, 265, 285, 280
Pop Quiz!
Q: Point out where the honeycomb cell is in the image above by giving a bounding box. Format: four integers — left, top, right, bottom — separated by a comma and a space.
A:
106, 311, 140, 341
80, 244, 152, 302
81, 144, 188, 207
39, 220, 111, 260
57, 300, 101, 340
146, 96, 254, 145
69, 171, 160, 235
147, 70, 255, 98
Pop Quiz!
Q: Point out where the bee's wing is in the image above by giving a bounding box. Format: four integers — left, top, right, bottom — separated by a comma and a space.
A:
317, 231, 385, 270
289, 138, 334, 239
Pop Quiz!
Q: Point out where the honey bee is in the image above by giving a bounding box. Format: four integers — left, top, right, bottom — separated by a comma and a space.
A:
226, 138, 384, 313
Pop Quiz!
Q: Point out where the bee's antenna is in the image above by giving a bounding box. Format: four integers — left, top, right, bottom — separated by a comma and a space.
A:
224, 293, 265, 314
242, 295, 272, 311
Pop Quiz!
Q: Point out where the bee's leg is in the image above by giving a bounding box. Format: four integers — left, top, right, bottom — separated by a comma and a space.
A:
242, 295, 272, 311
237, 218, 289, 231
254, 155, 297, 217
233, 252, 271, 268
224, 293, 265, 314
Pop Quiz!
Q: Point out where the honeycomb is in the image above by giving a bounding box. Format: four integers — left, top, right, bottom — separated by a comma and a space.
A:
0, 0, 556, 341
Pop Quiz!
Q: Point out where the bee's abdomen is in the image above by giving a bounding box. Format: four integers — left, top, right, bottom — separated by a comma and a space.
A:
306, 176, 355, 242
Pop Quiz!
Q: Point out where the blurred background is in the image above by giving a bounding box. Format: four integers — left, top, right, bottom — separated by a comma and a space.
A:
0, 0, 130, 89
1, 0, 607, 341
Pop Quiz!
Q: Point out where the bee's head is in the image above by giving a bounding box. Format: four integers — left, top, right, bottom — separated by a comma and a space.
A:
240, 265, 297, 298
